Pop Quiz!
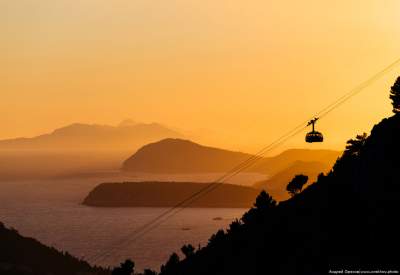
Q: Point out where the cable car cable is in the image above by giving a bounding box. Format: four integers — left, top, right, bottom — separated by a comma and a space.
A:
89, 125, 309, 263
88, 57, 400, 264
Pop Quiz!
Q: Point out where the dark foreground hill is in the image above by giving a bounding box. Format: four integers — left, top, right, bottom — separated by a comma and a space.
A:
0, 222, 108, 275
83, 182, 260, 208
150, 114, 400, 275
121, 138, 339, 175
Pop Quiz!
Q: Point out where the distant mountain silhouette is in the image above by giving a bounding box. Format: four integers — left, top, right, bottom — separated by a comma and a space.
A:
0, 122, 182, 150
0, 122, 183, 180
0, 222, 108, 275
149, 113, 400, 274
118, 119, 137, 127
122, 139, 339, 176
249, 149, 340, 174
83, 181, 260, 208
253, 160, 332, 201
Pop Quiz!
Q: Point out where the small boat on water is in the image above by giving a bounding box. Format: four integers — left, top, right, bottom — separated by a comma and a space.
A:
213, 217, 223, 221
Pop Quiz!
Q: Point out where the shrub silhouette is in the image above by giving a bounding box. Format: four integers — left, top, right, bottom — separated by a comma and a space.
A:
181, 244, 195, 258
208, 229, 226, 246
286, 174, 308, 196
143, 269, 158, 275
242, 190, 276, 224
344, 133, 368, 156
160, 253, 180, 274
112, 259, 135, 275
254, 190, 276, 210
390, 76, 400, 113
227, 219, 242, 234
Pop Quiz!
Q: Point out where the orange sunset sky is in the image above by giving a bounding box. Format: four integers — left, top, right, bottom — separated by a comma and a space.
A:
1, 0, 400, 153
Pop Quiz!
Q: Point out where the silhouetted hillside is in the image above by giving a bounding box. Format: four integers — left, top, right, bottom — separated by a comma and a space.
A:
151, 114, 400, 275
0, 222, 108, 275
253, 160, 332, 201
122, 139, 339, 175
0, 122, 182, 150
83, 182, 260, 208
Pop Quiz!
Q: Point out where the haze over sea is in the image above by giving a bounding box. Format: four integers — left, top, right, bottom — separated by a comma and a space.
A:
0, 173, 267, 271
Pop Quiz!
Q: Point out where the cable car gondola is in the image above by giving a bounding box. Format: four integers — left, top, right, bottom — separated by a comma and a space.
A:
305, 118, 323, 143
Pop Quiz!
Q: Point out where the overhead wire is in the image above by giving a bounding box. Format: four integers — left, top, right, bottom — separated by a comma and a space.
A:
88, 57, 400, 264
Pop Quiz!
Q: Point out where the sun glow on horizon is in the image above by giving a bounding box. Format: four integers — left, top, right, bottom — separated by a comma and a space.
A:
1, 0, 400, 152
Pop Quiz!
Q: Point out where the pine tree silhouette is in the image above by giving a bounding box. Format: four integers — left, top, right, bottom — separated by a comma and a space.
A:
390, 76, 400, 113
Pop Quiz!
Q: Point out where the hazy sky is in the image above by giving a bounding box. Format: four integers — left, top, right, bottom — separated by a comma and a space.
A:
2, 0, 400, 153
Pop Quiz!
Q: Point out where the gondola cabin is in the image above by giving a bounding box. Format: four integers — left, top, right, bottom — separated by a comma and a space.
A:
305, 118, 324, 143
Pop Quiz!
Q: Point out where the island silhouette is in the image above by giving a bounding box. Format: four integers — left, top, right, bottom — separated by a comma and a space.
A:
83, 181, 260, 208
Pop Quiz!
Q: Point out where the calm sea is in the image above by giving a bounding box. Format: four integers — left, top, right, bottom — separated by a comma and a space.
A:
0, 173, 266, 271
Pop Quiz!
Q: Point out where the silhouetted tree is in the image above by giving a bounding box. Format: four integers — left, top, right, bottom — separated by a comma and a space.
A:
160, 253, 180, 274
390, 76, 400, 113
242, 191, 276, 224
344, 133, 368, 156
208, 230, 226, 246
112, 259, 135, 275
254, 190, 277, 210
317, 172, 326, 182
227, 219, 242, 234
332, 133, 368, 177
286, 174, 308, 197
181, 244, 195, 258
